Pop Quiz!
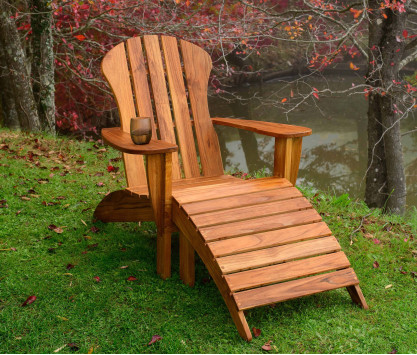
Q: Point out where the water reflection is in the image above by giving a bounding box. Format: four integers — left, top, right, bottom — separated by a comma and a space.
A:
209, 76, 417, 208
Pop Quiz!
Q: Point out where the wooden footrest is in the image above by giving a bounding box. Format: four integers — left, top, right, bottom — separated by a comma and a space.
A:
172, 176, 368, 341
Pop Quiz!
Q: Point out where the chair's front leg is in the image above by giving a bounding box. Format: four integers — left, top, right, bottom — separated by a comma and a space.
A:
146, 153, 173, 279
273, 137, 303, 185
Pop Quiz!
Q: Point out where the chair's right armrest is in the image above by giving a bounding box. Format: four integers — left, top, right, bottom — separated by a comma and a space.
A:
102, 127, 178, 155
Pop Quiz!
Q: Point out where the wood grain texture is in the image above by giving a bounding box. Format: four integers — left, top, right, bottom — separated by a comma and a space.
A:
146, 153, 174, 279
273, 137, 303, 185
180, 39, 224, 176
93, 189, 153, 222
101, 42, 147, 186
143, 35, 181, 179
208, 222, 332, 257
191, 197, 312, 228
212, 117, 312, 138
127, 175, 238, 197
174, 177, 292, 204
180, 186, 302, 215
234, 268, 359, 310
172, 202, 252, 341
126, 37, 157, 138
217, 236, 341, 274
226, 252, 351, 291
179, 232, 195, 286
102, 127, 178, 154
161, 36, 200, 178
200, 209, 323, 242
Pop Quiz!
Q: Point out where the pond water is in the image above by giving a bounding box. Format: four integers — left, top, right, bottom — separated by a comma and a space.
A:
209, 75, 417, 209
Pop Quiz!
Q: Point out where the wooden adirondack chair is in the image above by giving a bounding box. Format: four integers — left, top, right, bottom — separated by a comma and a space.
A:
94, 35, 368, 341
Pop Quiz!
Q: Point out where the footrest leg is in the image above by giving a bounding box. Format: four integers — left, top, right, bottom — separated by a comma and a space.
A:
346, 285, 369, 309
179, 232, 195, 287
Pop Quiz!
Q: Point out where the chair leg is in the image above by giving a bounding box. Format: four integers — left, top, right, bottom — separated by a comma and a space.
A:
230, 308, 252, 341
156, 228, 172, 279
346, 285, 369, 309
179, 232, 195, 287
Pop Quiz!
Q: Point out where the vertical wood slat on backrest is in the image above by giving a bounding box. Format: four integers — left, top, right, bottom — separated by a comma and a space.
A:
143, 35, 181, 180
161, 36, 200, 179
126, 37, 157, 139
180, 40, 224, 177
101, 42, 147, 187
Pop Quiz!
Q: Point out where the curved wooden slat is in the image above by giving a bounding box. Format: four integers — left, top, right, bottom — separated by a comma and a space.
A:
180, 39, 224, 176
143, 35, 181, 179
101, 42, 147, 187
161, 36, 200, 178
126, 37, 157, 138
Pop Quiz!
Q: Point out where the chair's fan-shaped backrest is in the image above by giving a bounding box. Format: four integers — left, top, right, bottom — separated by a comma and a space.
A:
101, 35, 224, 187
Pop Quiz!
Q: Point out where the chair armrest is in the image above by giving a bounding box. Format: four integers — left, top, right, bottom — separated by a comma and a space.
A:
211, 117, 312, 138
102, 127, 178, 155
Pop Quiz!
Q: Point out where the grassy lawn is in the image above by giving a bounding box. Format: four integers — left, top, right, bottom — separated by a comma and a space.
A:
1, 128, 417, 353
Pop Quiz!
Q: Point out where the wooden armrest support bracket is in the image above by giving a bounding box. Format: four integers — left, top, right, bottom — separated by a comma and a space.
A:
212, 118, 310, 186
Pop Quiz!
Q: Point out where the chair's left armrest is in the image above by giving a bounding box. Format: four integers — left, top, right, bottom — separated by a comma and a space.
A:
212, 117, 312, 186
102, 127, 178, 155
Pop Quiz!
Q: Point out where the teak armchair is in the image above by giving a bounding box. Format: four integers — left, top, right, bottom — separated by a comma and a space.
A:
94, 35, 368, 341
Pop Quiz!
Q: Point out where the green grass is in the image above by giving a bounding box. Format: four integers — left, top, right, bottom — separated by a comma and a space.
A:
1, 128, 417, 353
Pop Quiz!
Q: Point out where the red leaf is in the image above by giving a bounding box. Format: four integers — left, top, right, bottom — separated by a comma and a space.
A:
252, 327, 261, 338
67, 343, 79, 351
312, 92, 319, 100
66, 263, 75, 270
262, 341, 272, 351
74, 35, 86, 41
107, 165, 115, 172
127, 276, 137, 281
21, 295, 36, 307
148, 335, 162, 346
90, 226, 100, 233
94, 276, 101, 282
373, 261, 379, 268
403, 30, 409, 38
373, 238, 381, 244
281, 98, 287, 103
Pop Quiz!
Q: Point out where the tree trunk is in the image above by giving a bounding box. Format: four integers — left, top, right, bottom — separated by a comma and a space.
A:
0, 0, 41, 131
0, 45, 19, 129
365, 0, 407, 214
30, 0, 55, 133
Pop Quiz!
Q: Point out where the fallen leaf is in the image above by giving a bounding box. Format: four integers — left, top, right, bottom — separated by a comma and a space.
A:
87, 243, 98, 249
94, 276, 101, 282
63, 273, 73, 276
21, 196, 31, 201
252, 327, 261, 338
262, 341, 272, 351
67, 343, 79, 351
96, 182, 104, 187
281, 98, 287, 103
120, 265, 129, 269
127, 276, 137, 281
53, 227, 64, 234
385, 284, 392, 289
66, 264, 75, 270
107, 165, 115, 172
57, 316, 69, 321
390, 348, 398, 354
90, 226, 100, 233
21, 295, 36, 307
363, 232, 374, 239
81, 219, 87, 226
373, 261, 379, 268
373, 238, 381, 244
148, 335, 162, 346
88, 346, 94, 354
